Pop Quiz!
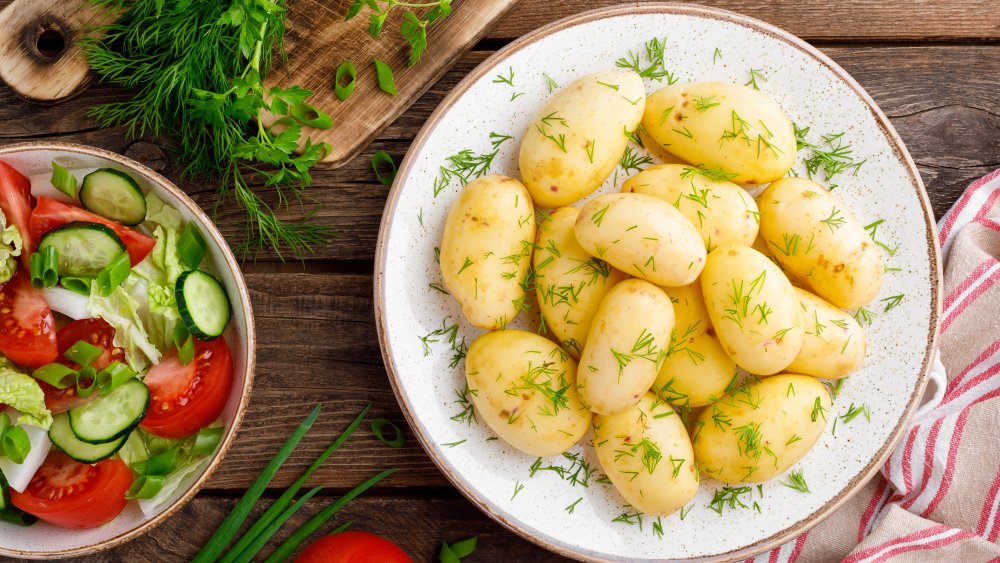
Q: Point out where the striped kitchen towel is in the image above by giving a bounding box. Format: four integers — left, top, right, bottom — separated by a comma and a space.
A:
753, 169, 1000, 562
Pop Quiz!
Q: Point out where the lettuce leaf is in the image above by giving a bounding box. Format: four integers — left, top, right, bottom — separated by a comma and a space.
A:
118, 427, 217, 518
143, 192, 184, 232
88, 276, 161, 371
0, 209, 22, 285
0, 359, 50, 429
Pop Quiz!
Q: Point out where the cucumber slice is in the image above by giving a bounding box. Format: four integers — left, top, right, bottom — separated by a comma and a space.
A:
80, 169, 147, 226
176, 270, 231, 339
68, 379, 149, 444
38, 222, 126, 277
49, 413, 126, 463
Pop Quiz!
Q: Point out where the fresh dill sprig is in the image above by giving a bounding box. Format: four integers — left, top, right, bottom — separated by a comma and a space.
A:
707, 485, 754, 514
619, 147, 654, 174
881, 294, 905, 312
745, 68, 766, 90
781, 469, 810, 493
433, 132, 513, 196
802, 132, 867, 185
616, 37, 678, 83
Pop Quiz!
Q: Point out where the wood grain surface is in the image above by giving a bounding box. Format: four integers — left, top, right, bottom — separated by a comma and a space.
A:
0, 0, 996, 561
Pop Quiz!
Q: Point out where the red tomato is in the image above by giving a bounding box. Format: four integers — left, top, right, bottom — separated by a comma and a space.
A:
294, 532, 413, 563
29, 196, 156, 265
0, 271, 57, 367
10, 451, 132, 529
139, 337, 233, 438
0, 160, 34, 268
41, 319, 127, 413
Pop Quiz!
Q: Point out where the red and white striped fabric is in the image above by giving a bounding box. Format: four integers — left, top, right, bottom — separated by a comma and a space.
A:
750, 170, 1000, 562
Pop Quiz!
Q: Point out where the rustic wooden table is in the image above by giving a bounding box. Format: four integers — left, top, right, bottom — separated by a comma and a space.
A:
1, 0, 997, 561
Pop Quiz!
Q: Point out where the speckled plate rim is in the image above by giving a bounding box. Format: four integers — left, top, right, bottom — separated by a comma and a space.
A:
0, 141, 257, 560
374, 4, 942, 561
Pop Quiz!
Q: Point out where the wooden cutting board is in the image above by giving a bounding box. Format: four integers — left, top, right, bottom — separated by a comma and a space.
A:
0, 0, 520, 166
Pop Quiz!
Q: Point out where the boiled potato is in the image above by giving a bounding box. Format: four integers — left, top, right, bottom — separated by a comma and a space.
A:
642, 82, 796, 184
577, 279, 673, 415
693, 374, 831, 483
787, 288, 866, 379
700, 245, 803, 375
655, 332, 737, 408
594, 392, 698, 515
757, 178, 883, 309
623, 164, 759, 251
466, 330, 591, 456
661, 283, 711, 339
440, 175, 535, 330
534, 207, 628, 358
575, 193, 706, 287
519, 71, 645, 208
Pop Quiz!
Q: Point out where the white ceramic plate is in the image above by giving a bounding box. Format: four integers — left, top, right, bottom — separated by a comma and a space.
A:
376, 4, 940, 561
0, 143, 255, 559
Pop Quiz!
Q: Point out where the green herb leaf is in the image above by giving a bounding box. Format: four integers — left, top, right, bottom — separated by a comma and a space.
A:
374, 58, 398, 95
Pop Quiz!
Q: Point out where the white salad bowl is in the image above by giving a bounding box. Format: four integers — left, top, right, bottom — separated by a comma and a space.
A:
0, 142, 255, 559
375, 3, 941, 561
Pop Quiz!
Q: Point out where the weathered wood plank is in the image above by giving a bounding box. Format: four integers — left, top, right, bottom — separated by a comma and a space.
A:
1, 46, 994, 261
5, 495, 566, 562
492, 0, 1000, 42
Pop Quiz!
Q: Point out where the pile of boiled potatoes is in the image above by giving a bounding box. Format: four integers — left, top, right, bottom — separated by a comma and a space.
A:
438, 69, 883, 517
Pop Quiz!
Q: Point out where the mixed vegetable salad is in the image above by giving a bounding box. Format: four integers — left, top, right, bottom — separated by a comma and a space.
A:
0, 159, 233, 529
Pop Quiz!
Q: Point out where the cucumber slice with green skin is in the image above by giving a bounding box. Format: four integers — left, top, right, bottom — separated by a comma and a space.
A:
49, 412, 126, 463
80, 168, 147, 226
176, 270, 232, 339
38, 222, 126, 277
68, 379, 149, 444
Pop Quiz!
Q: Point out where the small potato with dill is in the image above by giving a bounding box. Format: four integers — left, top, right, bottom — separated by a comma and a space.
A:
519, 70, 645, 208
439, 175, 535, 330
533, 207, 628, 358
787, 288, 867, 379
574, 193, 706, 287
465, 330, 591, 457
757, 177, 883, 309
576, 279, 673, 415
593, 391, 698, 516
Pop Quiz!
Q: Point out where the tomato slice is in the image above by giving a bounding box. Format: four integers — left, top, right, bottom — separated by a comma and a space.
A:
0, 270, 57, 367
41, 319, 127, 413
10, 451, 132, 529
294, 532, 413, 563
29, 196, 156, 266
140, 338, 233, 439
0, 160, 34, 268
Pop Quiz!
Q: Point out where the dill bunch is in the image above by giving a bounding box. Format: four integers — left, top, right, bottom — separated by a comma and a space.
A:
82, 0, 333, 259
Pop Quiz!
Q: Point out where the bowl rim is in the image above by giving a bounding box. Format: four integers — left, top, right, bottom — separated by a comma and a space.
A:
374, 3, 942, 561
0, 141, 256, 559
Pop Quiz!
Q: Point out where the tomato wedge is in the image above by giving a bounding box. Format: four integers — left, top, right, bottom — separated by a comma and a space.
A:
10, 451, 132, 529
29, 196, 155, 265
41, 319, 127, 413
140, 337, 233, 439
0, 160, 34, 268
294, 532, 413, 563
0, 270, 57, 367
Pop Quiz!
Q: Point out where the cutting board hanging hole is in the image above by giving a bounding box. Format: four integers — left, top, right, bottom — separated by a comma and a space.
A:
29, 23, 69, 60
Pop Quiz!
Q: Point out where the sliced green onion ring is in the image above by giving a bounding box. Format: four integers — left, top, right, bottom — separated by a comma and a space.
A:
29, 247, 59, 288
174, 322, 195, 365
193, 426, 224, 457
289, 103, 333, 130
64, 339, 103, 367
177, 223, 208, 270
50, 161, 77, 199
373, 59, 398, 96
96, 362, 137, 396
96, 252, 131, 297
370, 419, 405, 448
60, 276, 93, 296
74, 366, 98, 398
1, 426, 30, 464
135, 446, 180, 476
334, 61, 357, 101
32, 363, 76, 389
125, 475, 166, 500
371, 151, 397, 186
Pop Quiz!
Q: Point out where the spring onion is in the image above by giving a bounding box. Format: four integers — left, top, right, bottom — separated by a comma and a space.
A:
374, 59, 398, 96
74, 366, 98, 398
60, 276, 93, 296
289, 103, 333, 129
371, 151, 397, 186
125, 474, 166, 500
440, 536, 478, 562
0, 413, 30, 464
193, 427, 223, 457
371, 418, 406, 448
228, 487, 324, 563
192, 404, 323, 563
29, 247, 58, 288
134, 446, 180, 476
263, 468, 398, 563
96, 252, 131, 296
96, 362, 137, 396
220, 403, 373, 562
50, 161, 78, 199
174, 323, 195, 366
31, 363, 76, 389
335, 61, 358, 101
177, 223, 208, 270
64, 339, 103, 367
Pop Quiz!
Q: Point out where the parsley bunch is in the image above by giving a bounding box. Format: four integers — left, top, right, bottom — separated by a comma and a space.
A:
347, 0, 452, 66
83, 0, 333, 259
